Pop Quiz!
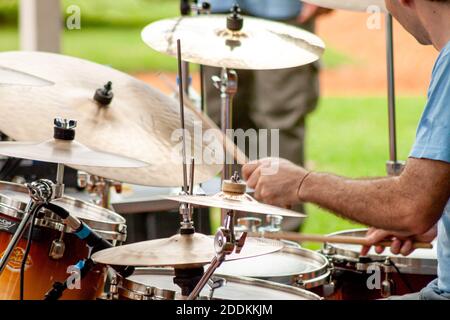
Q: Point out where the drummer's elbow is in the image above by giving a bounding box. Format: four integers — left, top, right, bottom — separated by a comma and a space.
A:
401, 201, 439, 235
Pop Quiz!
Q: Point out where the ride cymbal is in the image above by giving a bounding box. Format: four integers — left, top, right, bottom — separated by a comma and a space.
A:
142, 15, 325, 70
0, 51, 222, 186
91, 232, 284, 268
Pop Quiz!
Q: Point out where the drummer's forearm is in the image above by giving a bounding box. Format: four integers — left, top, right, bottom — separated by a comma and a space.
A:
298, 173, 411, 232
297, 159, 448, 235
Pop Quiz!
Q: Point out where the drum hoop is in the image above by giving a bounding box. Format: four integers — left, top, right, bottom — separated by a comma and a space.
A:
119, 268, 322, 300
324, 228, 437, 275
0, 181, 127, 241
215, 246, 330, 288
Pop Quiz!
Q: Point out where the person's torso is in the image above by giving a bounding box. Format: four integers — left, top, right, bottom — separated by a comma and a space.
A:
206, 0, 302, 21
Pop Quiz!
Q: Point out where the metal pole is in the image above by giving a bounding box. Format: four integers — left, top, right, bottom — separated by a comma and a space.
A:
386, 14, 397, 163
385, 14, 404, 176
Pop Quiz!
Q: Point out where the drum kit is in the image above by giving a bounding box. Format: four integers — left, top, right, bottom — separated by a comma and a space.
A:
0, 1, 436, 301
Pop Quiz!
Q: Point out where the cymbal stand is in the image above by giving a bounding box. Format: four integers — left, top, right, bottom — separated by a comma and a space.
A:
212, 68, 238, 181
385, 14, 404, 176
188, 210, 247, 300
187, 173, 247, 300
0, 179, 54, 275
176, 39, 196, 233
180, 1, 211, 109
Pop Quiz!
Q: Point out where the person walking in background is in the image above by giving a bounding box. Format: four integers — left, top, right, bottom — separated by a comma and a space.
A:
201, 0, 331, 231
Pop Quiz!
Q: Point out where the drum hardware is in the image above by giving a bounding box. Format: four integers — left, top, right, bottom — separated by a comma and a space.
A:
49, 231, 66, 260
210, 4, 241, 183
94, 81, 114, 106
206, 276, 226, 299
212, 67, 238, 181
187, 203, 247, 300
77, 171, 122, 209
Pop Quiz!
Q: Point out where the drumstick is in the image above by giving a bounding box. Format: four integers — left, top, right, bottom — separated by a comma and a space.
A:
250, 231, 433, 249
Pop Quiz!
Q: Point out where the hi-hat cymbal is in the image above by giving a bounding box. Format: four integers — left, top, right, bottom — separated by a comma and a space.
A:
142, 15, 325, 70
0, 65, 53, 87
0, 51, 222, 186
0, 139, 148, 168
165, 192, 305, 218
91, 232, 284, 268
301, 0, 387, 12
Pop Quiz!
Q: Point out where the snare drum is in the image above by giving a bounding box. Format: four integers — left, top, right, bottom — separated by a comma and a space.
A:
113, 268, 321, 300
0, 181, 127, 300
323, 229, 437, 300
214, 246, 330, 292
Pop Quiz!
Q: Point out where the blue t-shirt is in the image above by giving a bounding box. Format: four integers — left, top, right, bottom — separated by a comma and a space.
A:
410, 40, 450, 293
205, 0, 302, 20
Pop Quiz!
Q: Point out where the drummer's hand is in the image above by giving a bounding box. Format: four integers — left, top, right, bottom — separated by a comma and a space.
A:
361, 226, 437, 257
297, 3, 333, 24
242, 157, 309, 207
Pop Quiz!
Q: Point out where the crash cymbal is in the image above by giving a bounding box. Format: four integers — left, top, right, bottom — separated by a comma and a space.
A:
91, 232, 284, 268
165, 193, 305, 218
0, 65, 53, 87
141, 15, 325, 70
0, 139, 148, 168
301, 0, 387, 12
0, 51, 222, 186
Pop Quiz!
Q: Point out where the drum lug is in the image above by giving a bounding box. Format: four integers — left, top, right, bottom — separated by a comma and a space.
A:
49, 232, 65, 260
381, 259, 395, 298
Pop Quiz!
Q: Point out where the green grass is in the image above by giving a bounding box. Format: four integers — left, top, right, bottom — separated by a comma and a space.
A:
0, 0, 179, 27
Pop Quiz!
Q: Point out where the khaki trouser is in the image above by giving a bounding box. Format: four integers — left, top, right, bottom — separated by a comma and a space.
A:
203, 21, 320, 231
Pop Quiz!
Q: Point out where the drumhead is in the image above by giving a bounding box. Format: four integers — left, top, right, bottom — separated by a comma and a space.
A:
214, 246, 329, 288
119, 268, 321, 300
325, 229, 437, 275
0, 181, 126, 241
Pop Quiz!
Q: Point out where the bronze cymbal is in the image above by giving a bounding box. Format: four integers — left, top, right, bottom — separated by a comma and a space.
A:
141, 15, 325, 70
165, 192, 305, 218
0, 139, 148, 168
301, 0, 387, 12
0, 51, 222, 186
0, 65, 53, 87
91, 232, 284, 268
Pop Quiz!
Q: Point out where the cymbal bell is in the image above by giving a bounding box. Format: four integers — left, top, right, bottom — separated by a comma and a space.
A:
0, 65, 53, 87
0, 51, 222, 186
91, 232, 284, 268
301, 0, 387, 12
142, 15, 325, 70
0, 139, 148, 168
165, 192, 305, 218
